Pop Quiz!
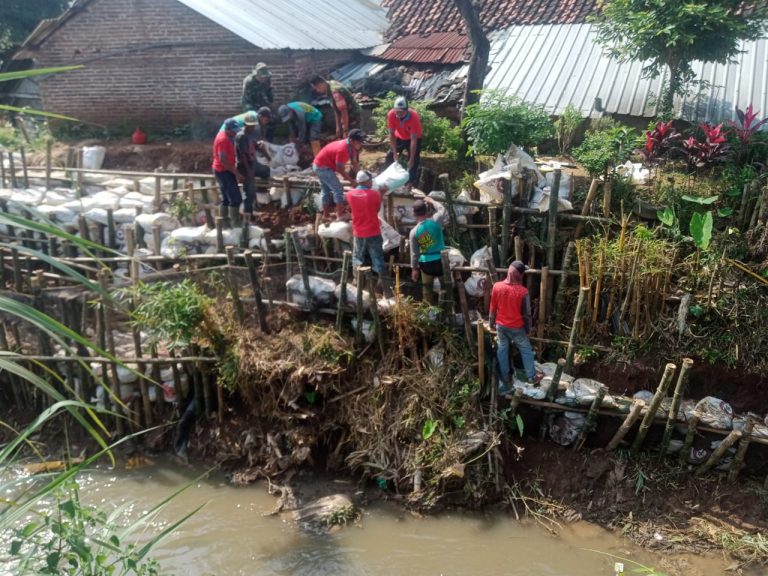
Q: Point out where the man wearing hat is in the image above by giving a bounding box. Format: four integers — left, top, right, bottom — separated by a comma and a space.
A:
235, 111, 271, 224
346, 170, 389, 284
309, 76, 361, 139
241, 63, 274, 112
312, 129, 366, 219
409, 196, 447, 304
278, 102, 323, 157
489, 261, 544, 395
220, 107, 273, 141
385, 96, 423, 188
212, 118, 241, 227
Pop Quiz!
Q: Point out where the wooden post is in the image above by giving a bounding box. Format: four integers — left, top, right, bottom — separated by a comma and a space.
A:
8, 150, 17, 188
477, 320, 485, 387
291, 230, 313, 310
20, 147, 29, 188
215, 217, 225, 253
500, 174, 513, 266
660, 357, 693, 457
98, 269, 126, 436
564, 286, 590, 373
631, 363, 676, 454
537, 266, 549, 342
129, 299, 151, 428
282, 176, 292, 207
539, 357, 566, 439
284, 231, 293, 300
728, 419, 754, 482
507, 388, 524, 423
225, 246, 244, 323
367, 273, 385, 356
336, 250, 351, 332
574, 384, 606, 450
679, 410, 701, 465
11, 244, 23, 292
547, 169, 561, 270
45, 140, 53, 191
695, 430, 742, 476
0, 151, 5, 187
106, 208, 117, 250
606, 400, 645, 450
438, 173, 458, 239
488, 207, 499, 267
455, 273, 473, 349
574, 178, 600, 238
151, 224, 162, 258
553, 241, 575, 322
355, 266, 369, 347
124, 226, 139, 281
602, 178, 612, 218
440, 249, 453, 317
514, 235, 523, 262
245, 250, 269, 333
154, 175, 162, 211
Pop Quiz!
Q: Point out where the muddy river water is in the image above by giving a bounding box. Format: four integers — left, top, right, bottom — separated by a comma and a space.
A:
21, 463, 739, 576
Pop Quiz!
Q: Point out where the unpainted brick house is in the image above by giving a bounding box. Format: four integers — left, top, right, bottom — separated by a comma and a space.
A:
14, 0, 388, 132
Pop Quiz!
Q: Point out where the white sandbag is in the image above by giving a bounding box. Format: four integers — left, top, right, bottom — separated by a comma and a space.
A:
257, 191, 272, 205
380, 217, 401, 252
81, 146, 106, 170
203, 226, 240, 246
512, 378, 546, 400
137, 176, 172, 194
82, 172, 114, 185
549, 412, 585, 446
63, 198, 97, 213
426, 343, 444, 368
260, 142, 299, 169
470, 246, 492, 269
286, 274, 336, 307
90, 191, 121, 209
291, 225, 316, 252
160, 237, 188, 259
373, 162, 410, 192
544, 170, 572, 200
120, 192, 155, 211
10, 190, 43, 205
464, 274, 486, 297
568, 378, 614, 407
350, 318, 375, 343
317, 221, 353, 244
102, 178, 137, 191
35, 204, 76, 224
377, 296, 398, 315
113, 207, 139, 223
694, 396, 733, 430
135, 212, 180, 232
42, 190, 74, 205
528, 188, 573, 213
84, 208, 109, 225
280, 187, 304, 208
733, 415, 768, 439
334, 283, 371, 311
143, 231, 169, 253
447, 247, 465, 269
616, 161, 650, 185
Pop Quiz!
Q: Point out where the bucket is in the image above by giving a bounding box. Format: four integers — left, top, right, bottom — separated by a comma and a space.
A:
82, 146, 106, 170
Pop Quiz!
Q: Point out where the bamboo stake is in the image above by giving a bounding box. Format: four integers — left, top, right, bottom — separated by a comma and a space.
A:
501, 174, 513, 266
553, 241, 575, 322
539, 358, 566, 439
660, 357, 693, 456
439, 173, 459, 239
574, 178, 601, 238
98, 269, 126, 436
574, 385, 607, 450
607, 400, 644, 450
679, 410, 701, 465
128, 299, 151, 428
477, 320, 485, 387
45, 140, 52, 191
291, 230, 313, 311
695, 430, 741, 476
514, 236, 523, 262
455, 273, 473, 349
0, 151, 5, 187
602, 178, 612, 217
367, 273, 385, 357
489, 207, 499, 267
215, 217, 225, 253
547, 169, 561, 270
728, 419, 754, 482
440, 249, 454, 317
591, 238, 605, 324
355, 266, 369, 347
245, 250, 269, 333
336, 250, 351, 332
8, 151, 17, 188
537, 266, 549, 343
565, 286, 590, 373
225, 246, 244, 323
631, 363, 676, 454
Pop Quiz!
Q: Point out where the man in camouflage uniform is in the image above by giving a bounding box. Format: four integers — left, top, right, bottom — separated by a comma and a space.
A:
310, 76, 361, 139
242, 63, 275, 140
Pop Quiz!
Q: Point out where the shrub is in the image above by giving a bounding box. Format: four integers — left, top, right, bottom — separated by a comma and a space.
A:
371, 92, 462, 160
554, 104, 583, 154
462, 90, 554, 155
573, 123, 639, 177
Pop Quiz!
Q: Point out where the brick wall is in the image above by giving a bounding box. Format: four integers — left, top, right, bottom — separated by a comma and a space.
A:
32, 0, 359, 133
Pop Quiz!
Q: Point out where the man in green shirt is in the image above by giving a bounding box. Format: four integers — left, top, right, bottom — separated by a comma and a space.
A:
278, 102, 323, 157
310, 76, 361, 139
409, 197, 447, 304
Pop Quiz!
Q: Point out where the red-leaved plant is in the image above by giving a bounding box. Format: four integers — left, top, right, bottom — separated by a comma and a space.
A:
682, 123, 730, 169
730, 103, 768, 146
639, 120, 681, 164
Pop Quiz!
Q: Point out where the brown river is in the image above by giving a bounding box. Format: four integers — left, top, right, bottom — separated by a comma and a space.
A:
45, 463, 746, 576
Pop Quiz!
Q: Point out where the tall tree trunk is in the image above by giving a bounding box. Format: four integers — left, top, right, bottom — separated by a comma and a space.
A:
454, 0, 490, 160
660, 61, 681, 120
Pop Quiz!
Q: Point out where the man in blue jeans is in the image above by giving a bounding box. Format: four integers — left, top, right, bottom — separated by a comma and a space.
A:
489, 261, 544, 396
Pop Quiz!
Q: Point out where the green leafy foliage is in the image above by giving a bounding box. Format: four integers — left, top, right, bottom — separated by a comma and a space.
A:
462, 90, 554, 155
591, 0, 768, 117
554, 104, 583, 154
572, 123, 639, 177
689, 211, 713, 250
422, 419, 438, 440
113, 280, 213, 350
0, 1, 69, 63
371, 92, 462, 160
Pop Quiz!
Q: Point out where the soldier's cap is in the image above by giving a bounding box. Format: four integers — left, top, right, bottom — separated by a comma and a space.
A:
348, 128, 367, 142
278, 105, 292, 122
356, 170, 372, 183
223, 118, 239, 132
254, 62, 271, 77
413, 199, 427, 216
256, 106, 272, 118
243, 111, 258, 126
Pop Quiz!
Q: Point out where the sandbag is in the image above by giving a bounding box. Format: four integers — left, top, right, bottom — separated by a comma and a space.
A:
447, 247, 465, 269
35, 204, 76, 225
170, 225, 208, 243
291, 225, 316, 252
333, 283, 371, 312
567, 378, 615, 407
733, 415, 768, 439
42, 190, 74, 205
135, 212, 179, 232
464, 274, 486, 297
380, 217, 402, 252
90, 191, 121, 209
120, 192, 155, 211
470, 246, 492, 269
260, 142, 299, 169
317, 221, 353, 244
549, 412, 585, 446
373, 162, 410, 192
203, 227, 240, 246
286, 275, 336, 307
695, 396, 733, 430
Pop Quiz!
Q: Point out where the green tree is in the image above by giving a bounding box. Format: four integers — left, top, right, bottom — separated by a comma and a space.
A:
591, 0, 768, 118
1, 0, 69, 64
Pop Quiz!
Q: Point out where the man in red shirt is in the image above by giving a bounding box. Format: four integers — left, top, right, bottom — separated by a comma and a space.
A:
489, 261, 544, 395
212, 118, 240, 227
312, 129, 366, 219
345, 170, 387, 279
386, 96, 423, 188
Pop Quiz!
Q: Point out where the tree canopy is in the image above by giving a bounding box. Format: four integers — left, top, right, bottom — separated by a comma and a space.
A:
591, 0, 768, 118
1, 0, 69, 65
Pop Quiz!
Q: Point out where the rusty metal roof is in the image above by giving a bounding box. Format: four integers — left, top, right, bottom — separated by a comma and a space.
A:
375, 32, 470, 64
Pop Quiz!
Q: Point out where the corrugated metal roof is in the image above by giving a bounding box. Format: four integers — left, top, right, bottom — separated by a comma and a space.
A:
375, 32, 470, 64
484, 23, 768, 123
176, 0, 389, 50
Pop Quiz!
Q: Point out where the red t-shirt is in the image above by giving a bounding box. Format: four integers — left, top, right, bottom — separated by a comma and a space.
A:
313, 139, 356, 172
212, 131, 235, 172
387, 108, 423, 140
490, 282, 528, 329
345, 187, 382, 238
